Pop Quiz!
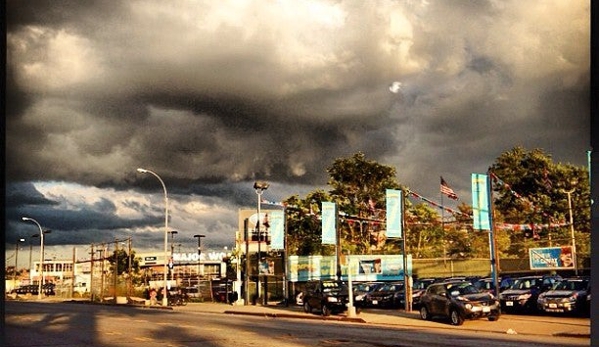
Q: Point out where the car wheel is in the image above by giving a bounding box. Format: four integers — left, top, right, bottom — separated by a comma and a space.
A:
355, 307, 362, 315
450, 309, 464, 326
322, 304, 331, 316
303, 301, 312, 313
420, 305, 431, 320
488, 315, 499, 321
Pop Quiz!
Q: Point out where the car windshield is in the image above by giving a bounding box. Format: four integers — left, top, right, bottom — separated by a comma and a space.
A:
447, 283, 480, 296
553, 280, 588, 291
510, 278, 539, 290
355, 283, 378, 292
413, 280, 433, 289
377, 283, 403, 292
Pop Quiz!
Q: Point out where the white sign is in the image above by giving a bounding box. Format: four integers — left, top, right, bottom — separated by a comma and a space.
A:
172, 252, 227, 262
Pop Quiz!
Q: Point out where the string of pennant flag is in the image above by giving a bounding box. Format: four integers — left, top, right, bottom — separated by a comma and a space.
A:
489, 172, 562, 224
260, 183, 568, 232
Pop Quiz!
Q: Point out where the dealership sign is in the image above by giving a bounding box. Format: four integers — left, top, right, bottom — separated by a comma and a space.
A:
529, 246, 574, 270
173, 252, 227, 262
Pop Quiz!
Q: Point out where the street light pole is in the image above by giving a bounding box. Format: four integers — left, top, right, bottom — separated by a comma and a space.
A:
22, 217, 50, 300
253, 181, 269, 304
193, 234, 205, 284
563, 188, 578, 275
168, 230, 178, 280
137, 168, 170, 306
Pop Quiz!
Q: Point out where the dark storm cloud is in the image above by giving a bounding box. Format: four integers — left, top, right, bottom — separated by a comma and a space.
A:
5, 1, 590, 259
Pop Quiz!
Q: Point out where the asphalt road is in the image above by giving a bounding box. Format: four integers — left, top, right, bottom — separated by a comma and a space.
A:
3, 301, 591, 347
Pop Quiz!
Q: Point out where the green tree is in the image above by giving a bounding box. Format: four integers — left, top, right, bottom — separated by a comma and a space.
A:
489, 146, 590, 258
107, 248, 140, 275
283, 152, 405, 257
283, 191, 332, 256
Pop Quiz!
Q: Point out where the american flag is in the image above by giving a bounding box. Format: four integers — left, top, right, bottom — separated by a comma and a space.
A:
440, 176, 459, 200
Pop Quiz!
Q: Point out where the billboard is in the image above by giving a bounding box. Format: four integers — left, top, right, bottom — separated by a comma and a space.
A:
529, 246, 574, 270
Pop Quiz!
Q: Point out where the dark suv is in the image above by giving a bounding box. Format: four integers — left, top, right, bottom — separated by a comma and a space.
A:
302, 279, 350, 316
537, 277, 590, 315
419, 281, 500, 326
499, 275, 560, 314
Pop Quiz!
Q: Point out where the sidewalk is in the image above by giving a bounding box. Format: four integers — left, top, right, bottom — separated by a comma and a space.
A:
176, 301, 591, 339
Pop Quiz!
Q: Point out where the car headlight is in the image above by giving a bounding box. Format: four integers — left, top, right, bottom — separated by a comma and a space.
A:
327, 297, 339, 303
464, 303, 472, 310
355, 295, 364, 301
518, 293, 532, 300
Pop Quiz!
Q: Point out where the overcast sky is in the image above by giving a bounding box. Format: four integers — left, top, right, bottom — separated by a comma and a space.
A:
5, 0, 590, 267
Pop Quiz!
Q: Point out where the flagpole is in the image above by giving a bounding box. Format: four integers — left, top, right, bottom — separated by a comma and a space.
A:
441, 190, 446, 268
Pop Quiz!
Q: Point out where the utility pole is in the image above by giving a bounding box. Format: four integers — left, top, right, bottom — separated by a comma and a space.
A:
114, 239, 119, 302
128, 237, 132, 298
71, 247, 76, 297
90, 244, 95, 302
100, 244, 106, 302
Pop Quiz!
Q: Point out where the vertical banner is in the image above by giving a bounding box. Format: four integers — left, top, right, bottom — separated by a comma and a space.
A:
321, 202, 337, 245
386, 189, 403, 238
269, 210, 285, 250
471, 173, 491, 231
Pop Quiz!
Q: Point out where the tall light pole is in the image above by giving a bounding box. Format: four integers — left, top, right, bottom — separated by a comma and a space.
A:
194, 234, 205, 282
22, 217, 50, 300
253, 181, 269, 303
137, 168, 169, 306
562, 186, 578, 275
168, 230, 178, 280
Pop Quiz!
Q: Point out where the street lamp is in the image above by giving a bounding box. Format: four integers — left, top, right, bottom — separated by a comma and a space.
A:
194, 234, 206, 281
22, 217, 51, 300
562, 185, 578, 275
137, 167, 170, 306
253, 181, 269, 304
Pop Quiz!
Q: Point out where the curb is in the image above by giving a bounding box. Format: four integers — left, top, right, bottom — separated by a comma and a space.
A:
224, 310, 366, 323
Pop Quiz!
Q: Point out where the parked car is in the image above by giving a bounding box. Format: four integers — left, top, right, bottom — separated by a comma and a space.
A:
364, 282, 405, 308
302, 279, 351, 316
537, 277, 590, 315
419, 281, 500, 326
12, 283, 55, 296
353, 281, 383, 308
499, 275, 560, 314
184, 286, 201, 299
411, 278, 436, 308
473, 277, 513, 296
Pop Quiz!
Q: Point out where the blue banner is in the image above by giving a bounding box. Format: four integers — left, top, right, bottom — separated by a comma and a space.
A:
269, 210, 285, 250
321, 202, 337, 245
471, 174, 491, 230
386, 189, 403, 238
